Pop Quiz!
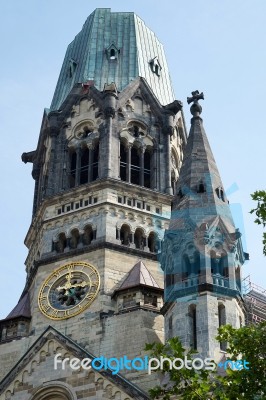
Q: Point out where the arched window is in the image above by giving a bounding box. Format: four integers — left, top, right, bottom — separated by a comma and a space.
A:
216, 187, 225, 202
69, 229, 80, 249
182, 254, 190, 279
134, 228, 145, 250
182, 251, 200, 277
80, 148, 89, 184
69, 151, 76, 188
218, 304, 226, 351
120, 224, 131, 246
219, 252, 228, 277
56, 233, 67, 253
144, 150, 151, 188
131, 147, 140, 185
92, 143, 99, 181
31, 384, 72, 400
188, 305, 197, 350
191, 251, 201, 275
211, 250, 228, 278
120, 142, 127, 181
148, 232, 160, 253
69, 143, 98, 187
83, 225, 94, 245
197, 180, 205, 193
110, 48, 116, 59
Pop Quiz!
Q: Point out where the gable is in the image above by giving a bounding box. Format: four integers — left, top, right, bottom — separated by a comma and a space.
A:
0, 327, 149, 400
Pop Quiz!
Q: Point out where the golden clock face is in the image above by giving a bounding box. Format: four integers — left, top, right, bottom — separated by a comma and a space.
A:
38, 262, 100, 320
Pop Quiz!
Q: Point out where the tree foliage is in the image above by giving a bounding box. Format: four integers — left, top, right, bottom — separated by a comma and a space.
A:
250, 190, 266, 255
145, 322, 266, 400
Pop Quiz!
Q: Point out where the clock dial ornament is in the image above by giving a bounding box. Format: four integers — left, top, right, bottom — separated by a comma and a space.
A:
38, 262, 100, 320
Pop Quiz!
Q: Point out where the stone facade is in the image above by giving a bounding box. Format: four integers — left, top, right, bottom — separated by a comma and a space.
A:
0, 8, 187, 399
0, 9, 248, 400
0, 327, 149, 400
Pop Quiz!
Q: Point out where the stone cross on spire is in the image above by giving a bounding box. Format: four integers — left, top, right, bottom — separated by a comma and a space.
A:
187, 90, 204, 117
187, 90, 204, 104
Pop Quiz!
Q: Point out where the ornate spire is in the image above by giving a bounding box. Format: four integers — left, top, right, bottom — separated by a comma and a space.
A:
170, 91, 235, 233
162, 92, 246, 303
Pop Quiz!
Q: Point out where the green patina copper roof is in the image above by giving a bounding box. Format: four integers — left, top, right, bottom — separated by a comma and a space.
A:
50, 8, 175, 110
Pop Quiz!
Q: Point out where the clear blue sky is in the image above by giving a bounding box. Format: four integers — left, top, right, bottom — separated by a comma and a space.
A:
0, 0, 265, 319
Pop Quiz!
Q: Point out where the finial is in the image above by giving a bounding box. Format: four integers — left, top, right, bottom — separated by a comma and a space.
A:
187, 90, 204, 117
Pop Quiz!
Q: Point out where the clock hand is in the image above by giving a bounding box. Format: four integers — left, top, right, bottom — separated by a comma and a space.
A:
56, 273, 74, 291
57, 279, 89, 291
69, 281, 89, 288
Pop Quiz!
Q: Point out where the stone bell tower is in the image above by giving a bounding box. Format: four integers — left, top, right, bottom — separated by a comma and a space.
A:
0, 8, 187, 398
161, 91, 247, 361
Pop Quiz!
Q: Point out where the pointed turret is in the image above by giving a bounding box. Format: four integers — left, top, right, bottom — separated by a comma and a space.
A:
171, 90, 233, 232
112, 260, 163, 314
0, 293, 31, 342
115, 260, 161, 291
162, 91, 246, 359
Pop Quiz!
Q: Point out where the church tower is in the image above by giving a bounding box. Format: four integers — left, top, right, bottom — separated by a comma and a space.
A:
0, 9, 187, 399
161, 92, 247, 360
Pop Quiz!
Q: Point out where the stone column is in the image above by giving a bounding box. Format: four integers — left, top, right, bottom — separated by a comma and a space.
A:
152, 145, 158, 190
200, 248, 212, 285
66, 237, 71, 252
80, 232, 85, 246
143, 236, 149, 252
103, 91, 117, 178
46, 126, 58, 196
164, 109, 176, 194
164, 128, 173, 194
126, 144, 132, 182
227, 253, 236, 289
140, 147, 145, 187
88, 146, 93, 182
32, 165, 40, 214
75, 147, 81, 187
62, 145, 68, 190
116, 228, 121, 241
78, 231, 83, 249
